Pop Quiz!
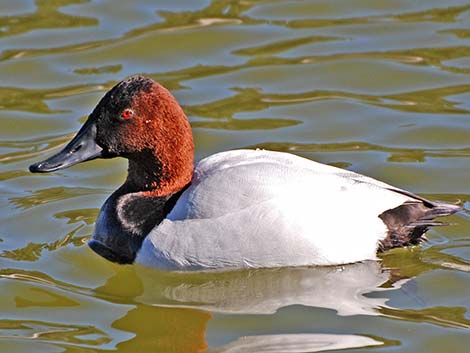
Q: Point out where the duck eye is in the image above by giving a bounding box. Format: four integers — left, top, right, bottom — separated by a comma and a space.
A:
121, 109, 134, 120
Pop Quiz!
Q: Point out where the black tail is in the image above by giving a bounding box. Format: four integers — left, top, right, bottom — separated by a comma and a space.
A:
378, 199, 460, 251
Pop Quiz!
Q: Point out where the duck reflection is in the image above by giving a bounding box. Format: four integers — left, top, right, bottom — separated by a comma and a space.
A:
111, 305, 210, 353
134, 260, 395, 316
92, 261, 400, 352
107, 304, 382, 353
207, 333, 382, 353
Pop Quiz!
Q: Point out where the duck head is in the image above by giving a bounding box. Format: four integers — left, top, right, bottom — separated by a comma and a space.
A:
30, 76, 194, 264
30, 76, 194, 192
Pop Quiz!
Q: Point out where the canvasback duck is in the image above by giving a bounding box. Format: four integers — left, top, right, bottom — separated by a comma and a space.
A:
30, 76, 460, 270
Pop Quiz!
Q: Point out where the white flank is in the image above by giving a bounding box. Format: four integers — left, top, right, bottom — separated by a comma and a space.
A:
136, 149, 416, 270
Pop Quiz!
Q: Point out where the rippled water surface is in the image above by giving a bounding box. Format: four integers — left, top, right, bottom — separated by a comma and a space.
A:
1, 1, 470, 352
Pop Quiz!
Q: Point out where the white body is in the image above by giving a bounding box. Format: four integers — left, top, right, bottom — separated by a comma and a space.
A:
136, 149, 415, 270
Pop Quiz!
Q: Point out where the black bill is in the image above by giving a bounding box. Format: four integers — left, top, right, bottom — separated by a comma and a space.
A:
29, 120, 103, 173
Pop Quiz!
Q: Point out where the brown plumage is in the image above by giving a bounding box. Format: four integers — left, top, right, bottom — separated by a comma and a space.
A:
378, 190, 460, 251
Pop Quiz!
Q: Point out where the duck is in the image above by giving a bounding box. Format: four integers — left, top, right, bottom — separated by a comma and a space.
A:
29, 75, 460, 270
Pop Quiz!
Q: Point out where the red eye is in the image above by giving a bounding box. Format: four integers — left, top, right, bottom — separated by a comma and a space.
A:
121, 109, 134, 120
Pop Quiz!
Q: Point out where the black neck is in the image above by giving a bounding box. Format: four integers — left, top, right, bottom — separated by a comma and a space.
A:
125, 153, 164, 192
89, 185, 185, 264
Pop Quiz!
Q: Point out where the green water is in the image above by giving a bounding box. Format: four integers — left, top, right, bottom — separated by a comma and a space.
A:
1, 0, 470, 352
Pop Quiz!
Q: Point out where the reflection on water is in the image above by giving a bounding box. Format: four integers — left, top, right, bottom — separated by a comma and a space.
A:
208, 333, 382, 353
381, 306, 470, 330
0, 261, 402, 352
9, 187, 103, 209
0, 245, 468, 352
112, 305, 210, 353
1, 206, 95, 261
132, 261, 392, 316
1, 228, 86, 262
0, 319, 111, 346
93, 261, 400, 352
2, 0, 470, 352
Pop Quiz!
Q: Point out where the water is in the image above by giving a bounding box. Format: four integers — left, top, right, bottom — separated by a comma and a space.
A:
1, 1, 470, 352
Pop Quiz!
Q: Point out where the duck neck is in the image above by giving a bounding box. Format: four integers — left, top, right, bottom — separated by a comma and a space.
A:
124, 149, 193, 196
90, 140, 194, 264
91, 186, 185, 264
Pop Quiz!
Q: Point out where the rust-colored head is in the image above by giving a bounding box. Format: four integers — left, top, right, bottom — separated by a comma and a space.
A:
30, 76, 194, 196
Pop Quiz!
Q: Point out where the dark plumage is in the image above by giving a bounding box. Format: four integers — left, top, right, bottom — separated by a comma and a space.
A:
378, 191, 460, 251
